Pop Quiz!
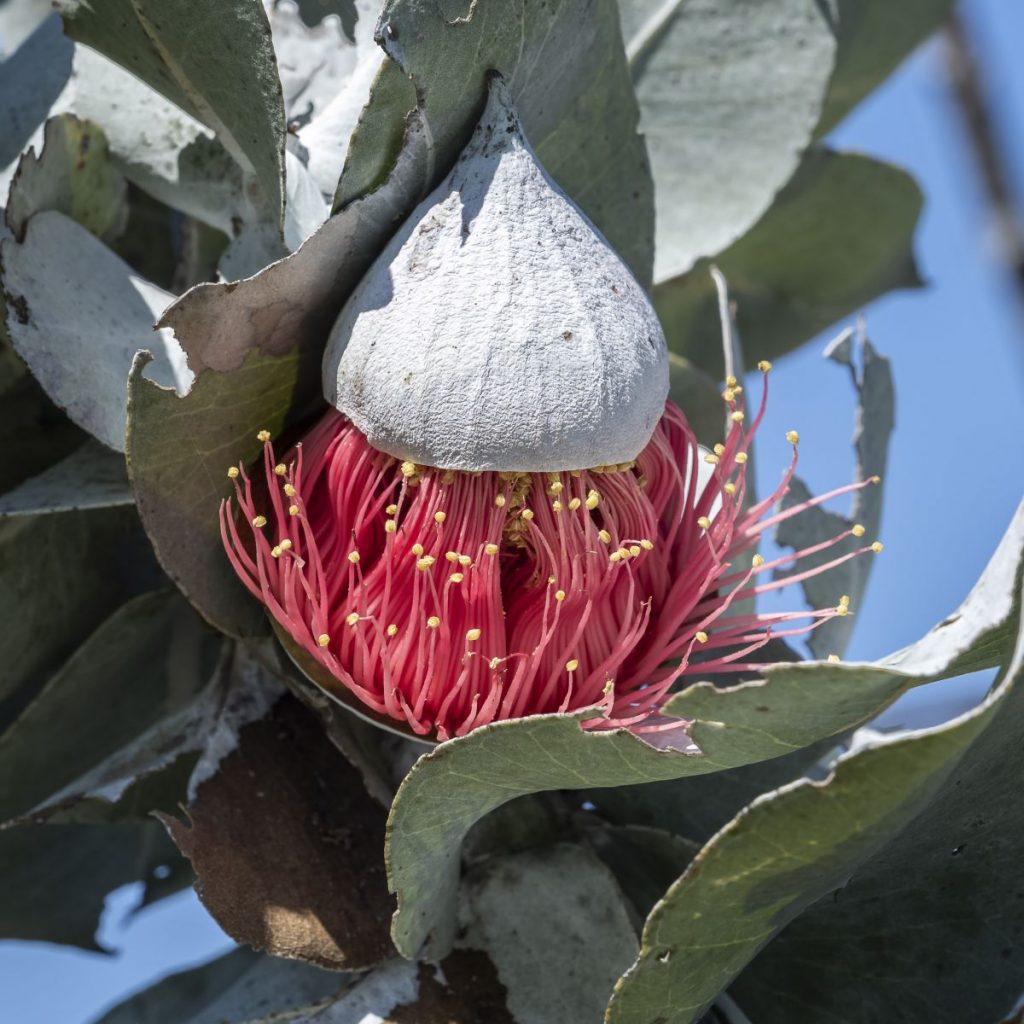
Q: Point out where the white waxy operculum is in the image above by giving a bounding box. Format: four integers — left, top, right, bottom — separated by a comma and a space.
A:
323, 72, 668, 472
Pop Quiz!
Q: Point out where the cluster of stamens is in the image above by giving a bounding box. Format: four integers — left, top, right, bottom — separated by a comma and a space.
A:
221, 365, 882, 741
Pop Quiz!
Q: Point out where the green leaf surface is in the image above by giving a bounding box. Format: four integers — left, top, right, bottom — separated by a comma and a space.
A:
0, 590, 222, 825
655, 149, 922, 377
71, 46, 247, 237
2, 209, 192, 451
126, 115, 428, 636
774, 330, 893, 659
0, 821, 180, 949
619, 0, 837, 282
817, 0, 955, 136
0, 14, 73, 179
345, 0, 654, 285
607, 513, 1024, 1024
92, 947, 348, 1024
0, 506, 162, 728
385, 501, 1024, 960
5, 114, 126, 241
59, 0, 286, 225
0, 439, 132, 516
455, 845, 639, 1024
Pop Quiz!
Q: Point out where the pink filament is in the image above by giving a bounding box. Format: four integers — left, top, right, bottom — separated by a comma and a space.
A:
221, 382, 878, 741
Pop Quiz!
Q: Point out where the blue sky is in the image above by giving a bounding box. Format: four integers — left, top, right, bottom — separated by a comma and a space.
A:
3, 1, 1023, 1019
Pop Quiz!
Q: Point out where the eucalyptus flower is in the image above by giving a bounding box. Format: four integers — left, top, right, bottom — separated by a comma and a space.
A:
221, 77, 880, 742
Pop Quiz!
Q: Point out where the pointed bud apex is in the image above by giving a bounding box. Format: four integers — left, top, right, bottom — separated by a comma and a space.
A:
323, 73, 667, 472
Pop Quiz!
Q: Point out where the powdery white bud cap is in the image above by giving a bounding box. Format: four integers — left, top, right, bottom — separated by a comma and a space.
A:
323, 72, 669, 472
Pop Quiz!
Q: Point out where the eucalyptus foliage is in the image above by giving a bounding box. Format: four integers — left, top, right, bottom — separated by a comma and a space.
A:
3, 2, 1018, 1023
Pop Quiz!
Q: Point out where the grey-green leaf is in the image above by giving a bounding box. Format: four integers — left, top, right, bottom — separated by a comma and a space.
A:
384, 502, 1024, 960
59, 0, 286, 225
817, 0, 955, 136
0, 590, 222, 826
5, 114, 126, 241
619, 0, 837, 282
344, 0, 654, 285
2, 210, 192, 451
457, 845, 638, 1024
606, 518, 1024, 1024
0, 440, 132, 516
654, 149, 922, 377
91, 947, 348, 1024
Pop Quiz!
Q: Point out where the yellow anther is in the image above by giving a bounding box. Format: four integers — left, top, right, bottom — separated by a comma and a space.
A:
346, 612, 359, 626
827, 654, 841, 663
552, 500, 563, 512
252, 515, 267, 529
386, 503, 398, 515
786, 430, 800, 445
426, 615, 440, 629
283, 483, 296, 497
385, 520, 397, 534
386, 624, 398, 637
695, 631, 709, 644
697, 516, 711, 530
714, 443, 725, 456
458, 554, 472, 566
609, 551, 623, 563
565, 659, 579, 672
704, 453, 719, 465
735, 452, 748, 464
274, 463, 287, 476
726, 375, 738, 387
434, 511, 446, 524
416, 556, 436, 571
549, 480, 564, 495
288, 504, 299, 516
871, 475, 882, 484
400, 460, 416, 477
555, 589, 566, 602
450, 572, 464, 583
270, 546, 281, 559
317, 633, 330, 647
852, 524, 866, 537
445, 551, 459, 563
723, 389, 736, 402
489, 657, 501, 670
585, 489, 601, 510
836, 604, 850, 617
348, 551, 360, 564
257, 429, 271, 442
758, 360, 772, 373
723, 482, 737, 495
839, 594, 851, 607
547, 575, 556, 585
752, 554, 765, 568
466, 628, 482, 642
227, 466, 239, 479
484, 543, 499, 555
598, 529, 612, 545
279, 539, 292, 552
412, 543, 424, 557
568, 497, 582, 511
521, 508, 535, 521
871, 541, 884, 553
640, 538, 654, 550
731, 410, 745, 423
629, 544, 642, 558
495, 494, 507, 507
617, 547, 631, 560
